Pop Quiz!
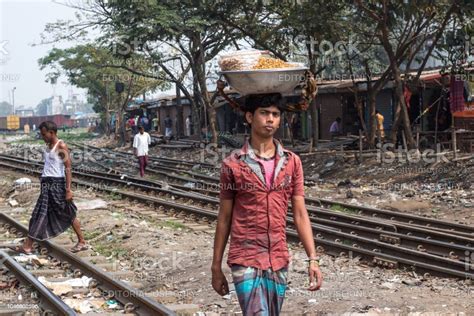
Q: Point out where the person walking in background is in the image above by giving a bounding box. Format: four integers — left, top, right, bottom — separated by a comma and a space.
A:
10, 121, 88, 254
329, 117, 341, 140
133, 125, 151, 177
140, 115, 150, 131
185, 115, 192, 136
375, 110, 385, 142
152, 116, 159, 132
128, 116, 137, 135
212, 94, 322, 316
164, 114, 173, 138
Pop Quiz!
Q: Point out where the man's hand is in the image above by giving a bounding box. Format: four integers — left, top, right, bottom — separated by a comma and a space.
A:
211, 266, 229, 296
65, 189, 73, 201
308, 262, 322, 291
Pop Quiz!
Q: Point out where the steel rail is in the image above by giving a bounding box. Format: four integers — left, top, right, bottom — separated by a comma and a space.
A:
69, 142, 217, 170
1, 156, 473, 279
94, 147, 473, 238
0, 156, 471, 259
0, 213, 174, 316
306, 197, 474, 236
0, 250, 76, 315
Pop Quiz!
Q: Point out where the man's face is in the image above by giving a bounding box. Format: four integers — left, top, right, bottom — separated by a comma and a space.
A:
40, 127, 55, 144
139, 128, 144, 134
246, 105, 281, 138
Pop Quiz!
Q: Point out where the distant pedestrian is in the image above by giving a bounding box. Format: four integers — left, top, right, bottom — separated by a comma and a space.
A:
375, 110, 385, 141
329, 117, 341, 140
128, 117, 137, 135
140, 116, 149, 131
9, 121, 88, 254
152, 116, 159, 132
133, 125, 151, 177
164, 114, 173, 138
291, 114, 301, 140
185, 115, 192, 136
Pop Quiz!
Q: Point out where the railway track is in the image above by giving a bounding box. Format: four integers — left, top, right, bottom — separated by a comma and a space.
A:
63, 144, 474, 238
0, 211, 174, 315
69, 142, 218, 173
0, 153, 473, 279
0, 250, 75, 315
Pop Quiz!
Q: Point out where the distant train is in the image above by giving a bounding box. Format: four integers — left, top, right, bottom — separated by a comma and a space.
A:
0, 114, 74, 131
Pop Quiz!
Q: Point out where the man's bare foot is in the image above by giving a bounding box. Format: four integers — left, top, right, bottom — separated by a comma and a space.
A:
8, 245, 33, 255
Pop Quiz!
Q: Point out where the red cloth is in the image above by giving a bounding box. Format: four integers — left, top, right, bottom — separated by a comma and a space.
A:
404, 85, 412, 109
450, 75, 465, 113
138, 155, 148, 177
220, 140, 305, 271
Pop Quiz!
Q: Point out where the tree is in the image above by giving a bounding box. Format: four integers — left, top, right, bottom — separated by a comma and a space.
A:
0, 101, 13, 116
215, 0, 350, 146
35, 97, 52, 116
39, 44, 168, 143
354, 0, 463, 148
41, 0, 242, 144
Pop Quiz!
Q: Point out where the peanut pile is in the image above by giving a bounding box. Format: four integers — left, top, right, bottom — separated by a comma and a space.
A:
252, 56, 295, 69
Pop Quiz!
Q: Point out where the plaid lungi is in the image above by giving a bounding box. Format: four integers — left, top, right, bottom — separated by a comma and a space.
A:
231, 265, 288, 316
28, 177, 77, 241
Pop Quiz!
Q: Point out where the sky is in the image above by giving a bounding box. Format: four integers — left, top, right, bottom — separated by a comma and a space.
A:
0, 0, 87, 110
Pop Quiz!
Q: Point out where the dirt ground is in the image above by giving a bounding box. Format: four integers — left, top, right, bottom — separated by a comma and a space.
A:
0, 166, 473, 315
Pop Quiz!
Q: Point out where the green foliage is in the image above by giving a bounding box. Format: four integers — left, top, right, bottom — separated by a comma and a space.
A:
158, 220, 186, 230
0, 102, 13, 116
35, 97, 52, 116
38, 44, 169, 115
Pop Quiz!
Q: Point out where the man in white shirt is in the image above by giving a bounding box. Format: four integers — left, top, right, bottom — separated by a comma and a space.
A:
133, 125, 151, 177
329, 117, 341, 140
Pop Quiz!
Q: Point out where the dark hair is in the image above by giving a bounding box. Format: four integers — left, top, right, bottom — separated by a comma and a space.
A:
137, 124, 144, 129
243, 93, 285, 114
336, 117, 341, 122
39, 121, 57, 133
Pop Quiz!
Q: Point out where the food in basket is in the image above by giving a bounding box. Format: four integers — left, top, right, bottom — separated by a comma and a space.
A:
219, 57, 242, 71
252, 56, 295, 69
218, 50, 297, 71
218, 50, 264, 71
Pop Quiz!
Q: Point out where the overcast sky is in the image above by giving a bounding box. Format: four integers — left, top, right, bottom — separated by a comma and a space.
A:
0, 0, 87, 109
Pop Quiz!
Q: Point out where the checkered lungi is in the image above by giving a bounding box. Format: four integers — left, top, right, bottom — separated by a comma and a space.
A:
231, 265, 288, 316
28, 177, 77, 241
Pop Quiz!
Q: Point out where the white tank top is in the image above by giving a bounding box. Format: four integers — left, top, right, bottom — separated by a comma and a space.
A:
42, 140, 65, 177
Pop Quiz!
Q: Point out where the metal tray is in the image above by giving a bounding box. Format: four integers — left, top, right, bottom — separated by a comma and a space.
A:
219, 66, 308, 96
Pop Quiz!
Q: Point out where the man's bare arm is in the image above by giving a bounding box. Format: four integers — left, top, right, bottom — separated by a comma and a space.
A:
292, 195, 322, 290
58, 142, 73, 200
212, 199, 233, 269
211, 199, 233, 295
292, 196, 316, 258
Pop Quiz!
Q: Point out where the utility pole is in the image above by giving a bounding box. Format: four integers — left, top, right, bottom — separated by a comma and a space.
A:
12, 87, 16, 115
176, 82, 184, 139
